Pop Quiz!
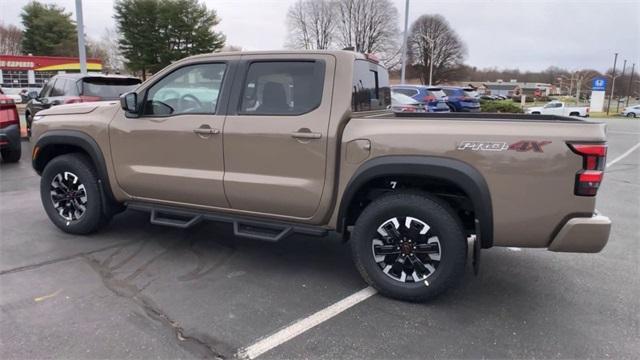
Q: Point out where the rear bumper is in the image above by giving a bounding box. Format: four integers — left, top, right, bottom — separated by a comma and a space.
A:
548, 214, 611, 253
0, 124, 20, 149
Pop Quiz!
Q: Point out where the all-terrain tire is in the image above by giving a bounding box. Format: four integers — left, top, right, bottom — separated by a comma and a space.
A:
40, 153, 111, 234
351, 192, 467, 302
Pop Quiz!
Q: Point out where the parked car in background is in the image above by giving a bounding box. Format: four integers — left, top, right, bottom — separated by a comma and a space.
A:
391, 85, 449, 112
480, 95, 499, 101
390, 92, 426, 113
0, 94, 21, 163
25, 74, 141, 136
441, 86, 480, 112
0, 87, 24, 104
622, 105, 640, 117
526, 101, 589, 117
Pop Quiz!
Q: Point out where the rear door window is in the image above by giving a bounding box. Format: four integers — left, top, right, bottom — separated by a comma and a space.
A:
82, 77, 141, 99
239, 61, 325, 116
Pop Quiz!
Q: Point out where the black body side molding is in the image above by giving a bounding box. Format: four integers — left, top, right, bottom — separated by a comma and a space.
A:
337, 155, 494, 248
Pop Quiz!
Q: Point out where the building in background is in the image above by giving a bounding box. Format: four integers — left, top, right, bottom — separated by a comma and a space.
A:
0, 55, 102, 93
484, 81, 520, 97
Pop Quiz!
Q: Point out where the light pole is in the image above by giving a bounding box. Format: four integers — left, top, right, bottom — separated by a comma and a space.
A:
616, 59, 627, 113
400, 0, 410, 84
75, 0, 87, 74
606, 53, 618, 116
625, 63, 635, 107
421, 34, 435, 86
428, 38, 434, 86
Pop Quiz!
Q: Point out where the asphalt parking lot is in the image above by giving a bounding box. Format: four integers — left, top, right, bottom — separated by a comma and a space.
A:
1, 118, 639, 360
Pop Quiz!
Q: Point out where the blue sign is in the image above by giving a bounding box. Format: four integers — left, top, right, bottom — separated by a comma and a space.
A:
592, 77, 607, 91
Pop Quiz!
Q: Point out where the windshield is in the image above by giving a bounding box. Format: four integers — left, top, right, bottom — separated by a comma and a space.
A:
81, 77, 141, 99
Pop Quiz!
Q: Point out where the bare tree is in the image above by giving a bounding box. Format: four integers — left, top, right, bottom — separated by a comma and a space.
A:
408, 14, 466, 85
334, 0, 398, 54
286, 0, 335, 50
0, 23, 23, 55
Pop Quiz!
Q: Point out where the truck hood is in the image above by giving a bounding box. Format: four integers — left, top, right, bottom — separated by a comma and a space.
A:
38, 100, 119, 116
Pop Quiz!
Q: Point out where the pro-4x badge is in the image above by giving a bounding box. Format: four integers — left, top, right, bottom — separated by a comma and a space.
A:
458, 140, 551, 152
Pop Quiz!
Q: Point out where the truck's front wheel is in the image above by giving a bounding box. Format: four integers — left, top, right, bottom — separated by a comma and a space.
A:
40, 153, 110, 234
350, 192, 467, 302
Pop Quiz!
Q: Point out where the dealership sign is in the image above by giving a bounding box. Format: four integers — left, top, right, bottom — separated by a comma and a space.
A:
592, 77, 607, 91
0, 55, 102, 71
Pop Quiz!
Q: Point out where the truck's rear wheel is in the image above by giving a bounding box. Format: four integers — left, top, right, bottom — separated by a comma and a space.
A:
40, 153, 110, 234
350, 192, 467, 302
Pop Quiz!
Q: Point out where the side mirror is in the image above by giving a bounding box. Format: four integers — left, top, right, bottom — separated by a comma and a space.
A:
120, 92, 138, 114
28, 91, 38, 100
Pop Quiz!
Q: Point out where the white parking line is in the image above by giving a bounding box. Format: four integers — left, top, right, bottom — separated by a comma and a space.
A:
237, 286, 377, 359
606, 142, 640, 168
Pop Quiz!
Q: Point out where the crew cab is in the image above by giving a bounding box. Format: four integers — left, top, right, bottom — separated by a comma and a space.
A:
30, 50, 611, 301
526, 100, 590, 117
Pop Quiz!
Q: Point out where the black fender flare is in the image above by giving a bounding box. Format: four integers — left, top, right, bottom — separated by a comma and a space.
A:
337, 155, 494, 248
32, 130, 119, 207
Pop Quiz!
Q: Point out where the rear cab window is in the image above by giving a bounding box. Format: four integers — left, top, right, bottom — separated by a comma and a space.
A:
352, 59, 390, 112
81, 77, 141, 99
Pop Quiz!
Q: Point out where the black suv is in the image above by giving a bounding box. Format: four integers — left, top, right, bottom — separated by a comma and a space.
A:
25, 74, 141, 136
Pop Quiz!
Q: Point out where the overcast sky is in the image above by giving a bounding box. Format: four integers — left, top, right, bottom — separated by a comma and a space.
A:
1, 0, 638, 72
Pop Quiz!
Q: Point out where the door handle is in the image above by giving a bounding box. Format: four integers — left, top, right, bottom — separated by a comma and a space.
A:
291, 130, 322, 140
193, 127, 220, 135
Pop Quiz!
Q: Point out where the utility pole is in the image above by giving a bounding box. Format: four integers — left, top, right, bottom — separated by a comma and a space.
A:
606, 53, 618, 115
616, 59, 626, 113
625, 63, 635, 108
400, 0, 410, 84
427, 35, 434, 86
75, 0, 87, 74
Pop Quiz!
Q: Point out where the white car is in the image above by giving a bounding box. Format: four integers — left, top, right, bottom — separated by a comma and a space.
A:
526, 101, 589, 117
622, 105, 640, 118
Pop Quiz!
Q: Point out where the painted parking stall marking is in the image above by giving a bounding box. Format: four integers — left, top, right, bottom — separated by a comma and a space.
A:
237, 286, 378, 359
606, 142, 640, 168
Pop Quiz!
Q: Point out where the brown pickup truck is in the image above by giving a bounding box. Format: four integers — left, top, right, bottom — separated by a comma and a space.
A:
31, 50, 611, 301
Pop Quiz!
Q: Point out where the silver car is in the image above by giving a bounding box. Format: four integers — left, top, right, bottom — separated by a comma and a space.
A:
622, 105, 640, 117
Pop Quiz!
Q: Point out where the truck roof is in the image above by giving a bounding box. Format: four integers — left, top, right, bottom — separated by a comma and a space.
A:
178, 49, 370, 63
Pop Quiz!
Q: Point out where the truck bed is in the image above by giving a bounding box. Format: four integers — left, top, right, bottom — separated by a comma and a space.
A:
361, 111, 591, 122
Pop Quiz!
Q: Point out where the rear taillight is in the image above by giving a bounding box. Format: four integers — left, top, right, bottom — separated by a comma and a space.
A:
0, 101, 19, 129
568, 143, 607, 196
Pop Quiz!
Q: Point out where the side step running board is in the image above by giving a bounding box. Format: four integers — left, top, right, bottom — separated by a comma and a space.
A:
150, 209, 203, 229
128, 202, 327, 242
